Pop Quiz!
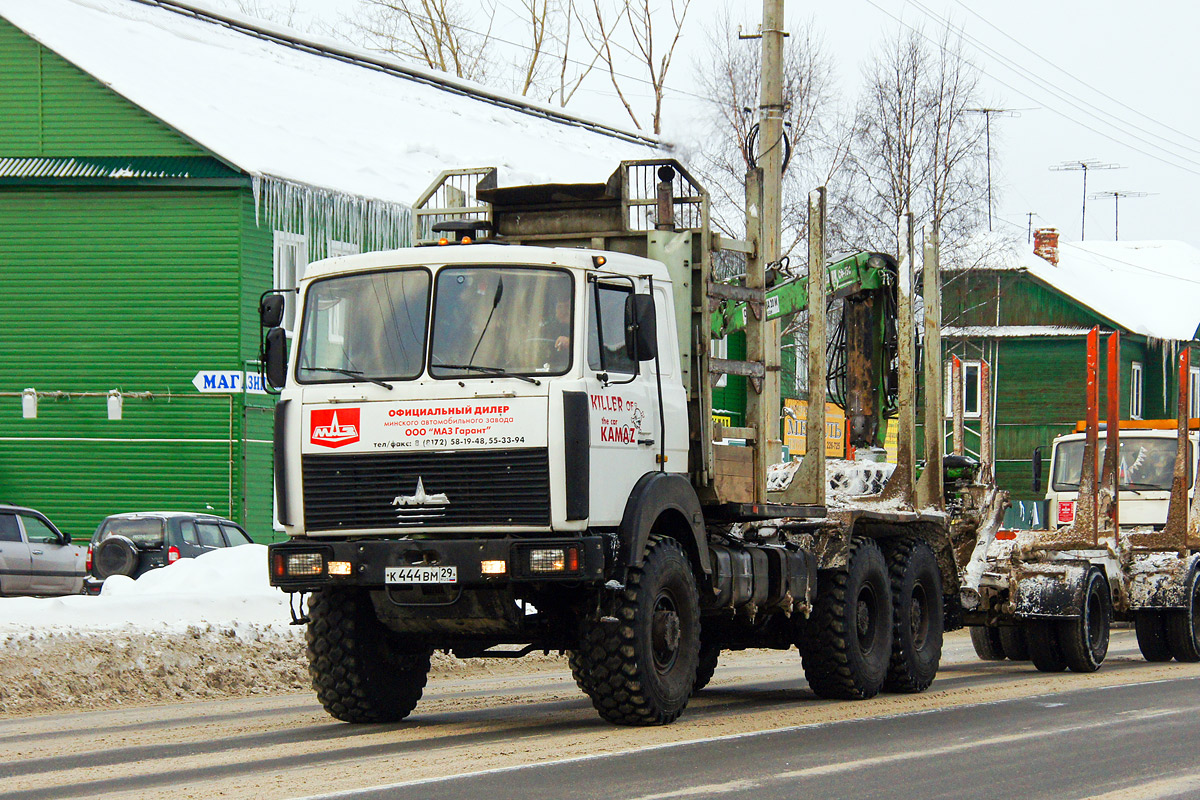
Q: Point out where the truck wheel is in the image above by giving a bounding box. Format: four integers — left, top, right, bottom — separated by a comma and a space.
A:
999, 626, 1029, 661
567, 648, 596, 694
882, 537, 943, 693
802, 536, 892, 700
1167, 568, 1200, 662
1057, 570, 1111, 673
693, 637, 721, 692
306, 587, 432, 723
575, 535, 700, 725
1027, 620, 1068, 672
1134, 612, 1173, 662
969, 626, 1006, 660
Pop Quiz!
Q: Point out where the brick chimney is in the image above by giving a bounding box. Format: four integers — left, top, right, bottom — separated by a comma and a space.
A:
1033, 227, 1059, 265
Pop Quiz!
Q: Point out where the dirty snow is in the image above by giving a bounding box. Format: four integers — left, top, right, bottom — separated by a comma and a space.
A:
0, 0, 666, 205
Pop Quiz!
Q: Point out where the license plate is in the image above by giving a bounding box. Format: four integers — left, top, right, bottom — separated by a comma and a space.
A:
385, 566, 457, 584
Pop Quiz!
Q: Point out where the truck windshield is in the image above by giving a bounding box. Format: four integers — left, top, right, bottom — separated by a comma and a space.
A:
430, 266, 573, 378
1052, 437, 1190, 492
296, 269, 431, 383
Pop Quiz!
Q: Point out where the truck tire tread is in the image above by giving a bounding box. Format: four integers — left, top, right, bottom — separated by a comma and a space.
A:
573, 535, 700, 725
306, 588, 431, 724
1057, 570, 1110, 673
969, 626, 1006, 660
1027, 620, 1068, 672
1135, 611, 1173, 662
1166, 569, 1200, 662
882, 536, 943, 693
802, 536, 892, 700
999, 626, 1029, 661
693, 637, 720, 692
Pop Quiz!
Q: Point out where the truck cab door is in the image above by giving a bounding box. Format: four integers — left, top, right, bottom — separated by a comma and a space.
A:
0, 513, 32, 594
583, 278, 660, 524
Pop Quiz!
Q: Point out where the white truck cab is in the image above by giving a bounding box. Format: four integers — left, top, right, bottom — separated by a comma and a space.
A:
1047, 426, 1197, 530
274, 243, 688, 538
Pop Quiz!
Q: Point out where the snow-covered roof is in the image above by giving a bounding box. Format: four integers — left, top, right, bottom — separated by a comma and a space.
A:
0, 0, 667, 206
951, 237, 1200, 342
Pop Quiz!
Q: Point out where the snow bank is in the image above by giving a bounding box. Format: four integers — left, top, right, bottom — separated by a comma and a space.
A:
0, 545, 290, 636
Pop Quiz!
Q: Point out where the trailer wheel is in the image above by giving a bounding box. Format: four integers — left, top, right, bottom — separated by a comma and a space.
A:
1134, 612, 1173, 662
969, 626, 1006, 660
1167, 568, 1200, 662
1058, 570, 1111, 673
306, 587, 432, 723
802, 536, 892, 700
999, 626, 1030, 661
692, 636, 721, 692
882, 537, 943, 693
1027, 620, 1068, 672
575, 535, 700, 725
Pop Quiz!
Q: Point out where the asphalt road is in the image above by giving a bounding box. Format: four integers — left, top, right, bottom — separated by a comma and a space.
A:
4, 630, 1200, 800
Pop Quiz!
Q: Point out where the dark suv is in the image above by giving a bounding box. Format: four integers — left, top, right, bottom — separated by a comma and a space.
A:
84, 512, 253, 594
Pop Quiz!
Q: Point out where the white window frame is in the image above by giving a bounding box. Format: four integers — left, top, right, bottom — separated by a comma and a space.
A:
328, 239, 359, 258
273, 231, 308, 334
1189, 365, 1200, 419
1131, 361, 1144, 420
944, 359, 982, 419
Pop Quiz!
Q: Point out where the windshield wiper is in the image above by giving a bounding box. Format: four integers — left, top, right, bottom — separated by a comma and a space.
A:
434, 363, 541, 385
300, 366, 393, 390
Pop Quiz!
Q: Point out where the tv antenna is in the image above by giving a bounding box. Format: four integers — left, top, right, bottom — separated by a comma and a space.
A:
1049, 160, 1122, 239
1087, 190, 1154, 240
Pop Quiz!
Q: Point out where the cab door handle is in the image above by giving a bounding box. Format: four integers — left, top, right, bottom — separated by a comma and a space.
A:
638, 438, 655, 446
32, 550, 44, 555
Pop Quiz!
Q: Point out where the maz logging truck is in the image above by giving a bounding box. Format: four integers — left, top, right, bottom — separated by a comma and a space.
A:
261, 161, 1001, 726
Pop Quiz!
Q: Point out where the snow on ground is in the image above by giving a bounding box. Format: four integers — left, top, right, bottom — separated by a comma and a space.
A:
0, 545, 289, 636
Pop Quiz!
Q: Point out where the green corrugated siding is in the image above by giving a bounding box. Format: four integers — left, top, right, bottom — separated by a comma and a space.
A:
0, 17, 207, 158
0, 187, 246, 535
712, 333, 747, 425
243, 406, 276, 543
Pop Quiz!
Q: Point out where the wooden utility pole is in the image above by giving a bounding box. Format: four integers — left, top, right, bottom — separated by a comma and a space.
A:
744, 0, 786, 499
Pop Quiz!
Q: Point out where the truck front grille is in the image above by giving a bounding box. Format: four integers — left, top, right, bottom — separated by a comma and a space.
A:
302, 449, 550, 531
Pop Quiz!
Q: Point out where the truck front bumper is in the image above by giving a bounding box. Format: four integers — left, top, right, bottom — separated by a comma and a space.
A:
268, 536, 609, 591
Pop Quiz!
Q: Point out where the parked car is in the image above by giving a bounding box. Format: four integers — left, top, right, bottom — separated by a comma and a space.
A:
0, 504, 87, 596
84, 512, 254, 594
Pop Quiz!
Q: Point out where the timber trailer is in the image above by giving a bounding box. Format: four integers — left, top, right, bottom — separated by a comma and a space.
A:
964, 327, 1200, 671
259, 160, 999, 726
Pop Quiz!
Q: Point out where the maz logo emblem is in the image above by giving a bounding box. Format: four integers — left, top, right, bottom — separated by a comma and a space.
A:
391, 477, 450, 525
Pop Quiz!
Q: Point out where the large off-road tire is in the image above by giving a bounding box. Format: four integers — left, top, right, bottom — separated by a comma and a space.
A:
692, 632, 721, 692
568, 648, 596, 694
574, 535, 700, 725
999, 626, 1030, 661
802, 537, 893, 700
306, 587, 432, 723
969, 626, 1006, 660
882, 537, 943, 693
1058, 570, 1111, 673
1167, 568, 1200, 663
1135, 611, 1173, 662
1027, 620, 1068, 673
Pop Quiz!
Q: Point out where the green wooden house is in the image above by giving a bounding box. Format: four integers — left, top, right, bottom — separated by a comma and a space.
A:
0, 0, 661, 541
940, 232, 1200, 524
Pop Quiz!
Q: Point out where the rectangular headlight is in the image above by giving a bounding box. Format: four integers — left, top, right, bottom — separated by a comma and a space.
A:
529, 548, 566, 572
327, 560, 352, 576
286, 552, 325, 576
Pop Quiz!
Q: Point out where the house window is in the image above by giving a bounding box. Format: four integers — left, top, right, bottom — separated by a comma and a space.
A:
1131, 361, 1144, 420
1190, 366, 1200, 419
273, 231, 308, 333
328, 239, 359, 258
944, 360, 982, 419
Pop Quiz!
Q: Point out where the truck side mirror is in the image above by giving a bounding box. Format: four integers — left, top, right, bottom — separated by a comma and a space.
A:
260, 294, 285, 329
264, 327, 288, 389
624, 293, 657, 362
1032, 445, 1044, 494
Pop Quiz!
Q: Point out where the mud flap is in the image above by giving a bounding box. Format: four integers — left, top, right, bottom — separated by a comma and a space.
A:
1013, 562, 1088, 618
1129, 553, 1200, 611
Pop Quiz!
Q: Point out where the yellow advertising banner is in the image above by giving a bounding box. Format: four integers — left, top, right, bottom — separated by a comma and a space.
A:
782, 399, 846, 458
883, 419, 898, 463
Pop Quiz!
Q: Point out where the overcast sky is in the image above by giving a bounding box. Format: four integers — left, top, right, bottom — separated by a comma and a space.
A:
216, 0, 1200, 249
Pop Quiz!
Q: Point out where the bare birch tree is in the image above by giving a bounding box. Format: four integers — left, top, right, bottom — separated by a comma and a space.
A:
689, 8, 839, 260
348, 0, 497, 83
842, 25, 987, 258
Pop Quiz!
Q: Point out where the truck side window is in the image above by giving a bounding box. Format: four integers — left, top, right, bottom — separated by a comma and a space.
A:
588, 284, 636, 375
